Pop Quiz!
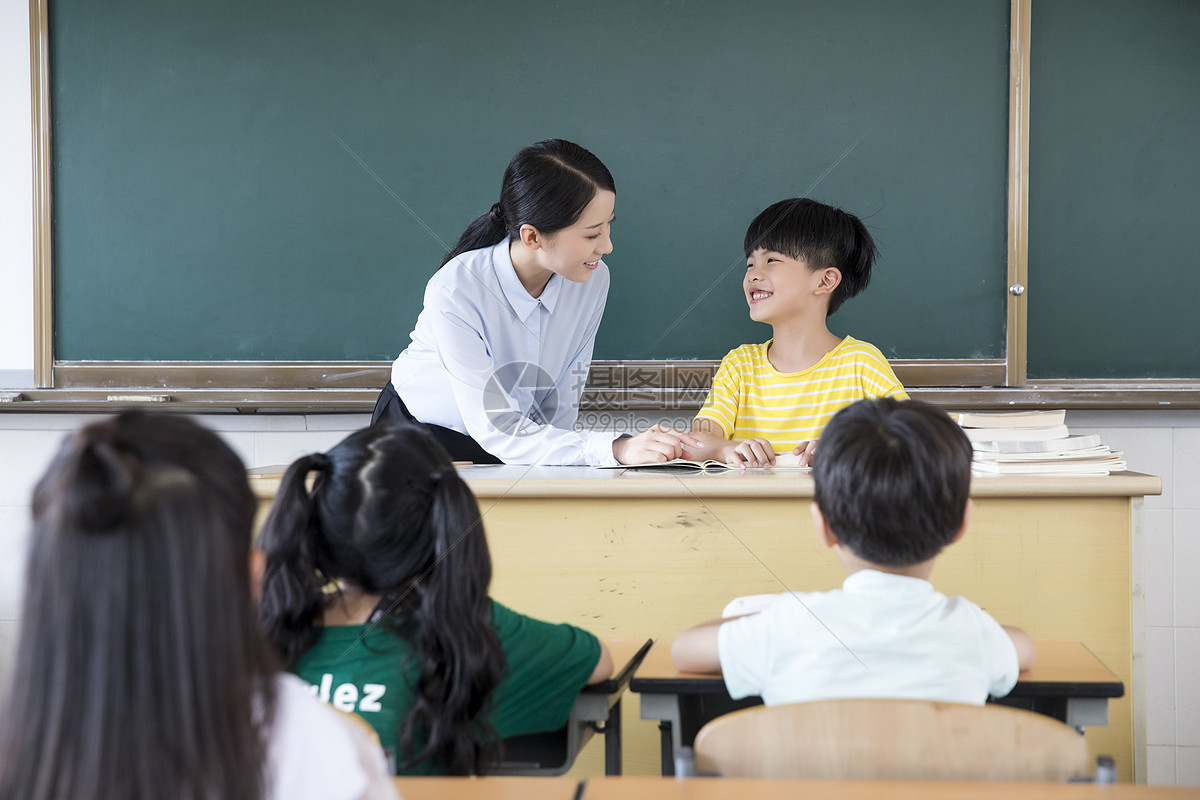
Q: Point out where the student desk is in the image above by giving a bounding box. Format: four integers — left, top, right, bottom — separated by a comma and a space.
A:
578, 777, 1200, 799
393, 776, 577, 800
490, 636, 651, 776
249, 467, 1159, 781
630, 639, 1125, 775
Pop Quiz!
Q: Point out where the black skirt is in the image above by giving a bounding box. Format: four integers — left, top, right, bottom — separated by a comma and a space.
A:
370, 382, 503, 464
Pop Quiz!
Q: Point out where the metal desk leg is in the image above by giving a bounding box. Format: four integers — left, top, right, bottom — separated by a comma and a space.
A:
604, 698, 622, 775
638, 692, 683, 776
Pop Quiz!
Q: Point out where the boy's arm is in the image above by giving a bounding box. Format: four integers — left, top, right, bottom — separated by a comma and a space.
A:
671, 614, 754, 673
688, 420, 777, 466
686, 419, 736, 462
1003, 625, 1036, 671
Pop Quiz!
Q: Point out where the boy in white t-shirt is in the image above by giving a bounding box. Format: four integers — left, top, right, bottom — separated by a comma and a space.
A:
672, 397, 1036, 706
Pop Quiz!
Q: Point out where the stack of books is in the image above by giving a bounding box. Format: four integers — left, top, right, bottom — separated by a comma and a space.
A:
952, 409, 1126, 476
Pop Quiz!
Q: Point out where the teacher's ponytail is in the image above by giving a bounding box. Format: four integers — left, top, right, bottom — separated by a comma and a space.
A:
439, 204, 511, 268
439, 139, 615, 268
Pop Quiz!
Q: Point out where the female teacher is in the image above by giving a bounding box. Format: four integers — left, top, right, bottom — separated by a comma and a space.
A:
372, 139, 693, 466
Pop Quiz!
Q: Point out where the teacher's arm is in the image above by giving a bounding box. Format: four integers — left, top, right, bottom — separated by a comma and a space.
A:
429, 301, 618, 465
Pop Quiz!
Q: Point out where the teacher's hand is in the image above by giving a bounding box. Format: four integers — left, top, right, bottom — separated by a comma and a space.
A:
613, 425, 698, 465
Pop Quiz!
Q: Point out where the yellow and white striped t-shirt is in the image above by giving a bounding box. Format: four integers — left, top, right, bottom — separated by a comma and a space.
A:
695, 336, 908, 450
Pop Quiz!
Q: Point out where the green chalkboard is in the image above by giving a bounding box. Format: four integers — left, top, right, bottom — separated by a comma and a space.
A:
51, 0, 1010, 363
1028, 0, 1200, 379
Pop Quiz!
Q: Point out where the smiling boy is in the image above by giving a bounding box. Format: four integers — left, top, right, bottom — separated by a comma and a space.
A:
687, 198, 908, 467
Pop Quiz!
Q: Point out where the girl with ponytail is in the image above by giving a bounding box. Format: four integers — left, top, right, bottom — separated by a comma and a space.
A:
257, 422, 612, 775
686, 197, 909, 468
372, 138, 694, 467
0, 413, 395, 800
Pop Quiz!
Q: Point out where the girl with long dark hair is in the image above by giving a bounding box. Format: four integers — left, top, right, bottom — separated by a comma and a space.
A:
0, 413, 395, 800
372, 138, 694, 466
257, 422, 613, 775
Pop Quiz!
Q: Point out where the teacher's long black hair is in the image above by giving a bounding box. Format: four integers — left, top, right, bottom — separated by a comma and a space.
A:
0, 413, 276, 800
439, 138, 615, 267
257, 422, 505, 774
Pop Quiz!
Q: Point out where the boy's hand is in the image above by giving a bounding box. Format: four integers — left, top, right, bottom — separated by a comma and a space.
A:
1003, 625, 1037, 671
793, 439, 818, 466
613, 424, 699, 465
726, 438, 776, 468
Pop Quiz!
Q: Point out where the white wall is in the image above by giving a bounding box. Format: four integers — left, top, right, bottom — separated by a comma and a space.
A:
0, 0, 34, 387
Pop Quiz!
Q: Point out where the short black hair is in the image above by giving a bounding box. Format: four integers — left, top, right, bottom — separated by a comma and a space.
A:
743, 197, 877, 315
813, 398, 972, 566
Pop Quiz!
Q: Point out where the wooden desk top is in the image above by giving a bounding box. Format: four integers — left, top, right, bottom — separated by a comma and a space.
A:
1017, 641, 1124, 697
393, 776, 577, 799
630, 639, 1123, 697
580, 777, 1200, 799
588, 636, 654, 694
249, 465, 1161, 501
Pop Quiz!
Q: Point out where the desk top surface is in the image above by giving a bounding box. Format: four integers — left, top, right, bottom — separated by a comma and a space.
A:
588, 636, 654, 694
249, 465, 1161, 500
631, 639, 1122, 697
393, 777, 576, 799
579, 777, 1199, 799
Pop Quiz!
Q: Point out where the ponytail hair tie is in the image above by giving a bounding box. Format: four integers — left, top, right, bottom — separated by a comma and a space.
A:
305, 452, 332, 497
65, 436, 139, 534
489, 203, 506, 226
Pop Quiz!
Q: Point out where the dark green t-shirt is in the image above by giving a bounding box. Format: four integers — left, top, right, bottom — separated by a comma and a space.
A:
291, 599, 601, 774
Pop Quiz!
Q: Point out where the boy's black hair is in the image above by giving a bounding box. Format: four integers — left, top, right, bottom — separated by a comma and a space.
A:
813, 398, 972, 566
743, 197, 877, 315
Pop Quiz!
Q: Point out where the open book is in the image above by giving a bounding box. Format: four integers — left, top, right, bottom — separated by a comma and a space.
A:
600, 452, 811, 472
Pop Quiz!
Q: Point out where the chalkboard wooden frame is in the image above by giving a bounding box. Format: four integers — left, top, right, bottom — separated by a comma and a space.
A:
21, 0, 1198, 410
28, 0, 1022, 396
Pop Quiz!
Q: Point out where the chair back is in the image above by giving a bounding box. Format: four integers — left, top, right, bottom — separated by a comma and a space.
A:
693, 698, 1091, 781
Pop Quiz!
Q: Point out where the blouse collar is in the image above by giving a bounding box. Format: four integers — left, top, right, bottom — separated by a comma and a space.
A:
492, 239, 562, 322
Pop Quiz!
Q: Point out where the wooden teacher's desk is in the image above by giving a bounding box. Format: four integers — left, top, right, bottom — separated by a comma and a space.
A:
249, 467, 1159, 781
632, 638, 1124, 775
